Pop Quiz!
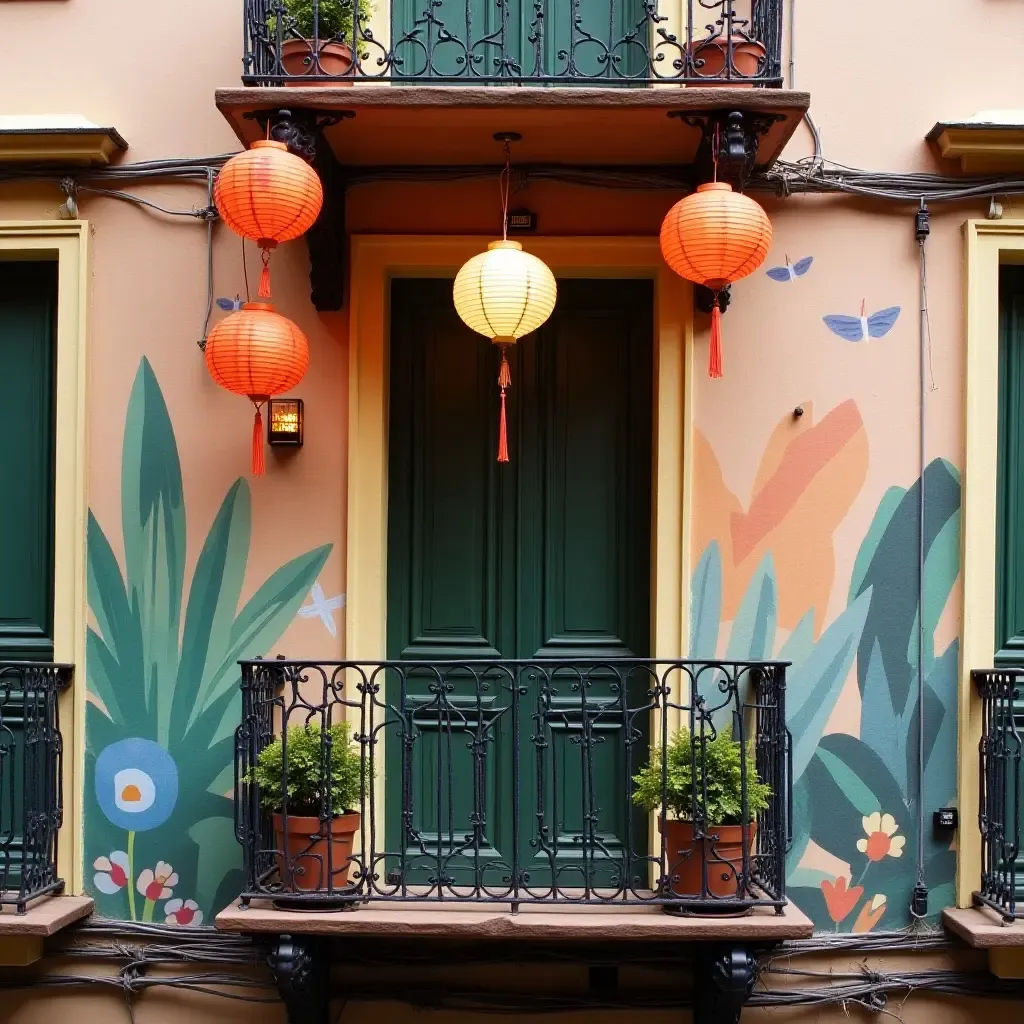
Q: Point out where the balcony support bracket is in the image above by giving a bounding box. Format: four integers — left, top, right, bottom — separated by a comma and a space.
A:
244, 108, 351, 311
692, 943, 760, 1024
674, 109, 787, 189
268, 934, 330, 1024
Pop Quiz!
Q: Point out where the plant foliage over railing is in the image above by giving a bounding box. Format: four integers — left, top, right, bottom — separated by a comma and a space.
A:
235, 657, 789, 912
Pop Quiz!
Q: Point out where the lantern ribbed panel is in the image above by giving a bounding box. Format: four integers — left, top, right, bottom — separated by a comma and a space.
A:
204, 302, 310, 399
659, 182, 772, 288
453, 240, 558, 341
214, 140, 324, 245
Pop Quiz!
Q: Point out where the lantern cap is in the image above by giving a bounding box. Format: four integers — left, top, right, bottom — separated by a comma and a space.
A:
487, 239, 523, 251
250, 140, 289, 153
697, 182, 734, 193
241, 301, 275, 313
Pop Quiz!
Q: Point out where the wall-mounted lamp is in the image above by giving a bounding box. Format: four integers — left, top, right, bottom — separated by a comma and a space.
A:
267, 398, 304, 447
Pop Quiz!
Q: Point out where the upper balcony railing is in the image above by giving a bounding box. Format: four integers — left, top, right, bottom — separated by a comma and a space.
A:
242, 0, 784, 87
0, 661, 72, 914
234, 657, 789, 913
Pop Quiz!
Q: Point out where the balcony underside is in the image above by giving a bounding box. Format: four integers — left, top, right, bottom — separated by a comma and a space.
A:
217, 898, 812, 940
215, 85, 810, 169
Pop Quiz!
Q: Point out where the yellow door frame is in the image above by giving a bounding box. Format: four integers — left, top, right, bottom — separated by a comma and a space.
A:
0, 221, 90, 896
345, 235, 695, 822
958, 218, 1024, 908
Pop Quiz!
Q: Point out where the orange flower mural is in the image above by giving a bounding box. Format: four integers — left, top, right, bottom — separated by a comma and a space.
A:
693, 400, 868, 635
852, 894, 888, 933
820, 876, 863, 925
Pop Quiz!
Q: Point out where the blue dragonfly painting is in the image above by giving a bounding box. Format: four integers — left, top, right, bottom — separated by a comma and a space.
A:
766, 255, 814, 282
823, 300, 901, 342
216, 296, 244, 312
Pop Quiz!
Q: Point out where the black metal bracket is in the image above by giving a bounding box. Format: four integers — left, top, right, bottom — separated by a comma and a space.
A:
692, 944, 760, 1024
267, 934, 330, 1024
695, 284, 732, 315
242, 108, 350, 310
672, 109, 787, 189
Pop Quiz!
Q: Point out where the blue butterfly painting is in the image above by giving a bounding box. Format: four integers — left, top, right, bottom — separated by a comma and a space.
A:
766, 255, 814, 282
216, 296, 244, 312
823, 300, 901, 342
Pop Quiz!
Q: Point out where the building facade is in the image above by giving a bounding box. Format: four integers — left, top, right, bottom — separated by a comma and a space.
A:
3, 0, 1024, 1020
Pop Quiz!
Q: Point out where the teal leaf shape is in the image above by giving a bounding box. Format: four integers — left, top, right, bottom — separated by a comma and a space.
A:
120, 357, 186, 746
727, 552, 777, 662
194, 544, 333, 721
689, 542, 722, 659
778, 609, 814, 671
172, 480, 252, 740
787, 589, 872, 782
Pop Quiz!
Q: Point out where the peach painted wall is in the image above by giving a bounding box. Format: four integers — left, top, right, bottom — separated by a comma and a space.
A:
1, 0, 1024, 1012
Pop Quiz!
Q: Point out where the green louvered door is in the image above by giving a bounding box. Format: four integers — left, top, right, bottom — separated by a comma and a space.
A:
386, 277, 652, 890
0, 260, 58, 890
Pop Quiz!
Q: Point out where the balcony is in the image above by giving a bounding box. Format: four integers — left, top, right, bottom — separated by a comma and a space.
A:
0, 662, 72, 914
243, 0, 783, 86
230, 657, 791, 914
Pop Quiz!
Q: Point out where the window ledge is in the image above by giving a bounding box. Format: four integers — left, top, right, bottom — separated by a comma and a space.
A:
0, 117, 127, 166
927, 113, 1024, 173
0, 895, 94, 937
217, 899, 812, 941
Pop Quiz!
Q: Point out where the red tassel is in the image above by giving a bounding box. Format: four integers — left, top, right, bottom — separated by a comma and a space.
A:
709, 299, 723, 379
252, 406, 266, 476
497, 347, 511, 463
258, 249, 272, 299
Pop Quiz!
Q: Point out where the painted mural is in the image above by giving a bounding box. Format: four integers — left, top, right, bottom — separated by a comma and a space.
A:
693, 402, 961, 930
85, 358, 332, 922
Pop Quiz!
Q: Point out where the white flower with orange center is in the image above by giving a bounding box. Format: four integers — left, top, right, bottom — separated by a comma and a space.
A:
136, 861, 178, 902
856, 812, 905, 861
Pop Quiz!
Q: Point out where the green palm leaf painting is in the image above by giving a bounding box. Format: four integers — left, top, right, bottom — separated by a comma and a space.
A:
85, 358, 332, 921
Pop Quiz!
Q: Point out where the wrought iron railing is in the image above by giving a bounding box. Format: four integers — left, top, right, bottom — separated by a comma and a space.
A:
974, 668, 1024, 921
242, 0, 784, 86
0, 662, 73, 913
234, 658, 789, 912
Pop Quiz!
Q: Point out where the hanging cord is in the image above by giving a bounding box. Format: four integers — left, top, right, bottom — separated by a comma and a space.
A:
707, 123, 724, 378
495, 139, 513, 463
910, 198, 932, 921
198, 168, 216, 350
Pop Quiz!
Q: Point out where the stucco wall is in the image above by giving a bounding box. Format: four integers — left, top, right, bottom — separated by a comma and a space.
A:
3, 0, 1024, 1014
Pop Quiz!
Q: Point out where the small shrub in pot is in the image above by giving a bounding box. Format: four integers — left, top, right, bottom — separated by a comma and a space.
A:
632, 727, 770, 900
249, 721, 365, 892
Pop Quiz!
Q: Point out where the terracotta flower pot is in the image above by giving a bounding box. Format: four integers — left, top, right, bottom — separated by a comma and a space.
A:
688, 36, 765, 85
661, 818, 757, 899
273, 811, 359, 892
280, 39, 355, 85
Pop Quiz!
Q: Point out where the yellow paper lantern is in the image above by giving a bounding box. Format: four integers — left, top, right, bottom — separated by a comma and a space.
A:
453, 239, 557, 463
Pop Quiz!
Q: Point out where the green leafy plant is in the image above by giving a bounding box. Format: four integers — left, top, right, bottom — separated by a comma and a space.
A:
271, 0, 374, 41
86, 357, 332, 919
632, 728, 770, 825
249, 722, 365, 816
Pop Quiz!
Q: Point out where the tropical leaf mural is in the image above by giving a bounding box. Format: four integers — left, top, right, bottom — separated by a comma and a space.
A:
85, 358, 332, 922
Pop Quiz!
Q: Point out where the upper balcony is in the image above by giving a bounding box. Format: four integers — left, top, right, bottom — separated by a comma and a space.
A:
242, 0, 784, 87
217, 0, 808, 187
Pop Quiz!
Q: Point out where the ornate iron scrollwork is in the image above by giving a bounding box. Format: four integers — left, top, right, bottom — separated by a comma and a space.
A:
674, 109, 788, 189
692, 945, 760, 1024
268, 935, 331, 1024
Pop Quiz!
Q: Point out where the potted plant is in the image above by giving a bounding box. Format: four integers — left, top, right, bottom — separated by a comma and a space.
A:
688, 33, 766, 86
249, 721, 365, 892
271, 0, 374, 84
632, 727, 770, 900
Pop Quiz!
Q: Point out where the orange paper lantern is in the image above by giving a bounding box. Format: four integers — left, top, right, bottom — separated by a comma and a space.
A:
204, 301, 310, 476
214, 140, 324, 299
660, 181, 772, 378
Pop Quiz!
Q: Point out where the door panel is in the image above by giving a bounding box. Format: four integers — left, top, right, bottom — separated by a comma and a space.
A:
386, 277, 652, 890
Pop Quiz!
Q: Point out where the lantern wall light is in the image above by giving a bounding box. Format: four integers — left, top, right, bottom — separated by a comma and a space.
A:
267, 398, 304, 447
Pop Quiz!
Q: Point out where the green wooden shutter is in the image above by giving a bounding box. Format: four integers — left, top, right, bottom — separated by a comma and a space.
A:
0, 261, 57, 661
